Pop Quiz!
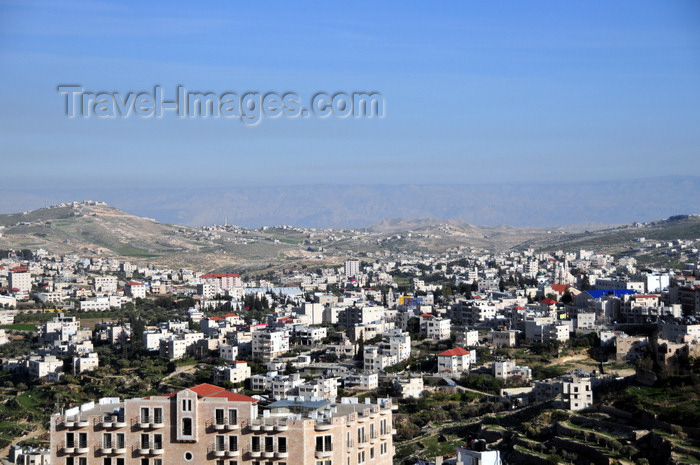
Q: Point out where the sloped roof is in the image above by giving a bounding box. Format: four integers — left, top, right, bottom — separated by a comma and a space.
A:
189, 383, 257, 403
438, 347, 470, 357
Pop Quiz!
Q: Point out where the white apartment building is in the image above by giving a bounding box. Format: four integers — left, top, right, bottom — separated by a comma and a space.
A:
73, 352, 99, 374
9, 272, 32, 293
437, 347, 471, 375
124, 281, 147, 298
94, 275, 118, 294
28, 355, 63, 380
218, 344, 239, 362
345, 259, 360, 277
213, 361, 252, 385
252, 330, 290, 361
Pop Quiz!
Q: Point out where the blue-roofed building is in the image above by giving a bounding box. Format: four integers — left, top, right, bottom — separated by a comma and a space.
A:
584, 289, 637, 300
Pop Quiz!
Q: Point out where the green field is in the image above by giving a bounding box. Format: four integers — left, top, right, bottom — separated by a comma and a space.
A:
0, 324, 37, 331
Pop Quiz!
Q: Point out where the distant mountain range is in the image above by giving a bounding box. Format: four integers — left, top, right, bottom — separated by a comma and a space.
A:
0, 176, 697, 228
0, 201, 698, 270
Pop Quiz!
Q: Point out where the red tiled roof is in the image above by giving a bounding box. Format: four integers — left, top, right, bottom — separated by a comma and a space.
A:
201, 273, 241, 278
208, 316, 224, 321
541, 298, 557, 305
514, 306, 526, 310
420, 314, 434, 318
188, 383, 256, 403
634, 294, 660, 299
222, 313, 239, 318
550, 284, 569, 293
126, 281, 144, 286
438, 347, 470, 357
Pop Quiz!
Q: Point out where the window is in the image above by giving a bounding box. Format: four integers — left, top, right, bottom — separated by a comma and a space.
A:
103, 433, 112, 448
140, 407, 150, 423
154, 434, 162, 450
370, 447, 374, 459
154, 408, 163, 424
141, 459, 148, 465
215, 409, 225, 425
315, 435, 332, 452
380, 419, 387, 435
116, 459, 124, 465
277, 437, 286, 453
216, 435, 225, 452
380, 442, 387, 455
78, 433, 87, 449
103, 459, 112, 465
229, 436, 238, 451
66, 432, 75, 448
116, 433, 125, 449
184, 452, 193, 461
252, 436, 261, 452
78, 459, 87, 465
370, 423, 375, 439
228, 408, 238, 424
154, 460, 162, 465
182, 399, 193, 411
66, 459, 74, 465
265, 437, 274, 453
141, 434, 150, 449
357, 426, 366, 443
182, 418, 193, 436
358, 451, 365, 464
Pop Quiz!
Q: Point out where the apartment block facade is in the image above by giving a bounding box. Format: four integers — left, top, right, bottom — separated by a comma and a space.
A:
50, 384, 395, 465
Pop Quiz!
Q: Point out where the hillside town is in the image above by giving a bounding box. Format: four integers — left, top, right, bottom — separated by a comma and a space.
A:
0, 236, 699, 465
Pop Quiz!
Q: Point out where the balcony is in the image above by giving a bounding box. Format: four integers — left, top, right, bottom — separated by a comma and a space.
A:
249, 449, 261, 458
76, 420, 89, 428
262, 450, 275, 458
150, 421, 164, 429
314, 422, 332, 431
276, 450, 289, 459
113, 447, 126, 454
98, 447, 114, 455
274, 422, 288, 432
61, 445, 75, 454
226, 449, 240, 458
315, 450, 332, 459
113, 419, 127, 428
75, 446, 89, 454
150, 447, 164, 455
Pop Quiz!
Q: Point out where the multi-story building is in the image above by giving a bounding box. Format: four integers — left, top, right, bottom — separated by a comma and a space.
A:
344, 259, 360, 278
49, 383, 395, 465
213, 362, 251, 386
251, 330, 290, 361
200, 273, 242, 291
94, 276, 118, 294
124, 282, 147, 299
9, 272, 32, 293
437, 347, 471, 375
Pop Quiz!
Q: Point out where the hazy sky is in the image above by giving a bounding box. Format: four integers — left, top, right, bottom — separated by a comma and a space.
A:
1, 1, 699, 189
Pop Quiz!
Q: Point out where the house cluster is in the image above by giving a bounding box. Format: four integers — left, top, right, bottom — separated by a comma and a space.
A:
0, 243, 698, 411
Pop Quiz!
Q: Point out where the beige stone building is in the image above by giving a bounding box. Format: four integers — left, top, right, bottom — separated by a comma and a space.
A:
50, 383, 395, 465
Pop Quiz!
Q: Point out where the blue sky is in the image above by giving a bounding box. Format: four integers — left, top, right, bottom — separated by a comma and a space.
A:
1, 1, 699, 188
